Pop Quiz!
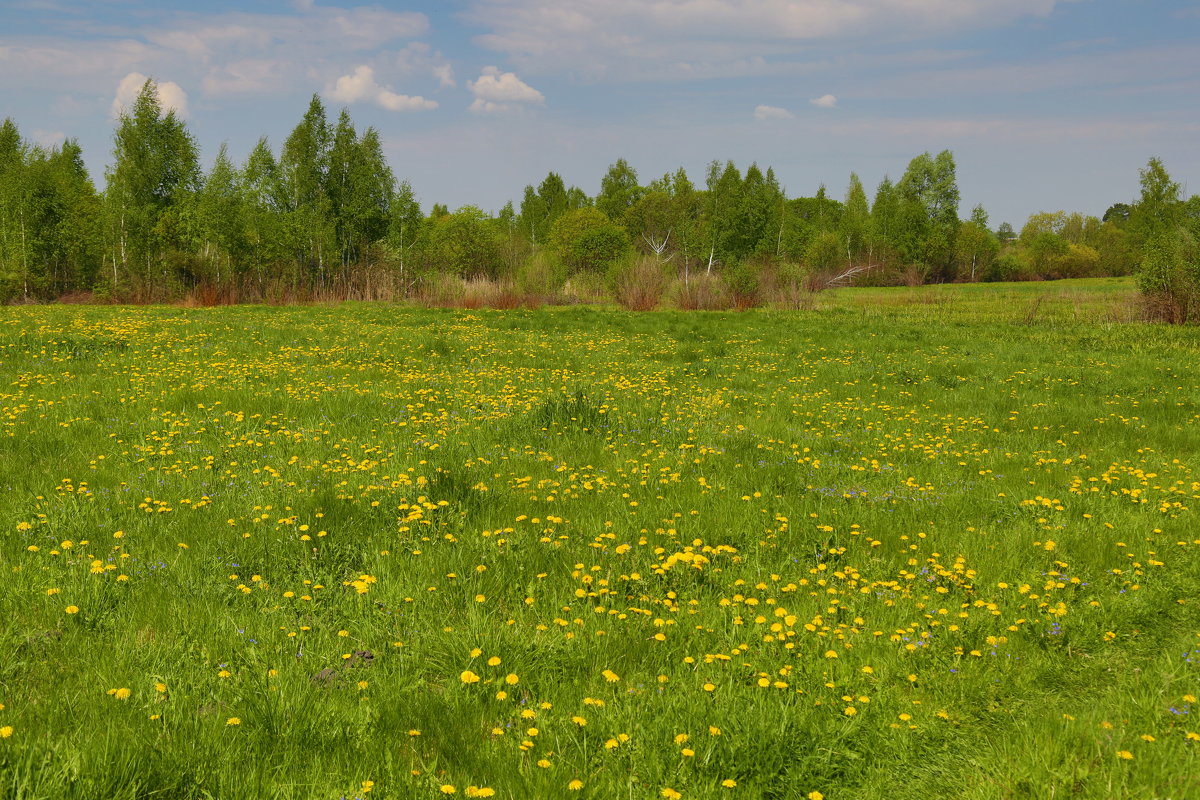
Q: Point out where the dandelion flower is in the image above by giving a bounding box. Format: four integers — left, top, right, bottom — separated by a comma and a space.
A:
721, 779, 737, 788
1116, 750, 1133, 760
65, 606, 79, 615
226, 717, 241, 725
113, 688, 131, 700
440, 785, 457, 795
662, 789, 682, 800
460, 670, 481, 684
0, 726, 12, 739
568, 780, 584, 791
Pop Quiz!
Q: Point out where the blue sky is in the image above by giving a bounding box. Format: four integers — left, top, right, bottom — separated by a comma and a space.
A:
2, 0, 1198, 226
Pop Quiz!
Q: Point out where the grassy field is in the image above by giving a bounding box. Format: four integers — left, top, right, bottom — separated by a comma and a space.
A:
2, 277, 1199, 799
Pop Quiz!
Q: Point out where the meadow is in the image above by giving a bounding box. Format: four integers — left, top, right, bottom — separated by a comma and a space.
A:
1, 277, 1198, 800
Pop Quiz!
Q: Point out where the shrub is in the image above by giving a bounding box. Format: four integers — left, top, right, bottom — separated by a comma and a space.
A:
551, 208, 630, 275
612, 256, 670, 311
516, 251, 566, 303
675, 273, 732, 311
1137, 228, 1200, 323
722, 261, 761, 309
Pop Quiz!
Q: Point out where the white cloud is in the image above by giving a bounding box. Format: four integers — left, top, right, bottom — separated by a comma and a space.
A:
467, 0, 1071, 80
110, 72, 189, 118
810, 94, 837, 108
433, 63, 456, 89
0, 4, 436, 103
201, 59, 281, 95
467, 66, 544, 113
31, 129, 66, 148
754, 104, 794, 121
329, 65, 437, 111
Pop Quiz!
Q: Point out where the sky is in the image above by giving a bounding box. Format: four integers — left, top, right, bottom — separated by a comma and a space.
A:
1, 0, 1198, 227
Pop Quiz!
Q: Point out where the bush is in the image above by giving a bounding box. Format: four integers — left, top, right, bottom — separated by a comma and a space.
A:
1137, 228, 1200, 323
551, 208, 630, 274
675, 273, 732, 311
722, 261, 760, 309
516, 251, 566, 303
612, 256, 670, 311
763, 262, 817, 309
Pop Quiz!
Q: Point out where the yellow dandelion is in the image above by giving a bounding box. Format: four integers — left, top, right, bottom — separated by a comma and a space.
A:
0, 726, 12, 739
460, 670, 481, 684
113, 688, 131, 700
1116, 750, 1133, 760
227, 717, 241, 725
721, 779, 737, 788
65, 606, 79, 615
440, 785, 457, 795
568, 779, 584, 791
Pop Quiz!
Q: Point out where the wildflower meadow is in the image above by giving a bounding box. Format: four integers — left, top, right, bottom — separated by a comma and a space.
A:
2, 278, 1198, 799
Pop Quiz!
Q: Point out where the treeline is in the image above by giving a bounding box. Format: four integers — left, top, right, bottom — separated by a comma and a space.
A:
0, 80, 1196, 313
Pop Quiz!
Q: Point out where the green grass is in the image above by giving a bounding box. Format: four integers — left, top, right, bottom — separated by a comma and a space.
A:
1, 277, 1199, 799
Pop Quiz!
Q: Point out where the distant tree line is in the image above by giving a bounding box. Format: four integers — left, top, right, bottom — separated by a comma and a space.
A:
1, 80, 1196, 315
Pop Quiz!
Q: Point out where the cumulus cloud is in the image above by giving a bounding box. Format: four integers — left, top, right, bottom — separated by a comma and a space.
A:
329, 65, 437, 111
111, 72, 189, 118
810, 94, 837, 108
466, 66, 544, 113
433, 63, 456, 89
754, 104, 794, 120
